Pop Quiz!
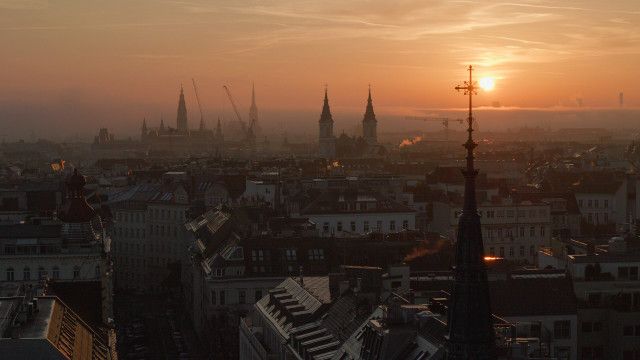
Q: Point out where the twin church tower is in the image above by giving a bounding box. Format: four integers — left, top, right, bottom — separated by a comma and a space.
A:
318, 87, 378, 158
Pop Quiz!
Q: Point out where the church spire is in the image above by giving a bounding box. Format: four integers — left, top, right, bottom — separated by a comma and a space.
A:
446, 65, 495, 360
362, 85, 377, 144
160, 114, 165, 130
142, 117, 147, 132
215, 117, 223, 138
320, 85, 333, 123
176, 84, 188, 132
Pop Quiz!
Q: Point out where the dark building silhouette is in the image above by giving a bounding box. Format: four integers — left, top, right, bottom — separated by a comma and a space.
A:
446, 67, 495, 359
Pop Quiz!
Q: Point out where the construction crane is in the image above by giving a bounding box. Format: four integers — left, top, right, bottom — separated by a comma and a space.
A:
404, 116, 465, 142
222, 85, 247, 133
192, 78, 205, 130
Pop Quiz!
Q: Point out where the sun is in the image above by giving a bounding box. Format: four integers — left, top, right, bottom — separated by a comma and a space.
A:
479, 77, 495, 91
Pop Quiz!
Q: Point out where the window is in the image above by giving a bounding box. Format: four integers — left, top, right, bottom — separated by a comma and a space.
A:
73, 266, 80, 279
402, 220, 409, 229
618, 266, 639, 280
323, 222, 329, 233
37, 267, 47, 279
52, 266, 60, 280
239, 290, 246, 304
219, 290, 225, 305
350, 221, 356, 232
252, 250, 264, 262
489, 247, 495, 256
23, 267, 30, 281
519, 227, 525, 237
337, 222, 343, 231
541, 226, 546, 237
588, 200, 592, 208
499, 247, 504, 257
530, 245, 535, 256
363, 221, 369, 232
604, 200, 608, 208
255, 290, 263, 301
308, 249, 324, 260
519, 246, 525, 257
390, 221, 396, 231
554, 320, 571, 339
285, 249, 297, 261
578, 199, 583, 207
529, 226, 535, 237
509, 247, 514, 257
594, 200, 599, 208
6, 268, 14, 281
376, 220, 383, 231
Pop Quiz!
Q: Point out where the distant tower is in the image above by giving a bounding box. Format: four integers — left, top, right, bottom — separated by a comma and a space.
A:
318, 87, 336, 158
362, 85, 377, 145
214, 117, 224, 157
160, 115, 165, 131
620, 92, 624, 108
446, 66, 495, 359
249, 83, 260, 135
176, 85, 188, 132
141, 118, 148, 140
199, 117, 205, 131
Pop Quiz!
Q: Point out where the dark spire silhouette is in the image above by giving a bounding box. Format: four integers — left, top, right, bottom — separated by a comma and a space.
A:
320, 86, 333, 123
176, 85, 188, 132
160, 114, 165, 130
142, 117, 147, 132
446, 65, 495, 359
215, 117, 223, 138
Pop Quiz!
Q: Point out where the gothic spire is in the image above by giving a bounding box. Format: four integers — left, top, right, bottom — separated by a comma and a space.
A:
160, 114, 165, 130
176, 84, 188, 132
142, 117, 147, 132
320, 85, 333, 123
446, 65, 495, 359
363, 84, 376, 122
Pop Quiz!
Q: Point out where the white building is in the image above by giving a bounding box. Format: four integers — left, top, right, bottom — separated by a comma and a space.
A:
108, 182, 190, 293
299, 190, 416, 237
0, 169, 113, 322
432, 198, 551, 263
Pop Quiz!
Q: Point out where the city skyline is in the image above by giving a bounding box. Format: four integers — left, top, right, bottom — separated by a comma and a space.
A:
2, 0, 640, 139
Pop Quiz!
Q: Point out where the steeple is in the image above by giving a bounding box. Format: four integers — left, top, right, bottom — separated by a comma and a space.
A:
160, 114, 165, 131
318, 86, 336, 158
176, 85, 188, 132
142, 117, 147, 132
320, 86, 333, 123
249, 82, 259, 134
362, 85, 377, 144
446, 65, 495, 359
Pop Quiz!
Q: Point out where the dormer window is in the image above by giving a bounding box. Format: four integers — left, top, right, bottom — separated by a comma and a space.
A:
214, 268, 225, 277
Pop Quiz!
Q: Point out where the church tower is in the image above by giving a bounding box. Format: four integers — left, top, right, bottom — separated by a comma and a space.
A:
249, 83, 260, 136
214, 117, 224, 157
176, 85, 188, 132
318, 87, 336, 158
362, 86, 377, 145
446, 66, 495, 359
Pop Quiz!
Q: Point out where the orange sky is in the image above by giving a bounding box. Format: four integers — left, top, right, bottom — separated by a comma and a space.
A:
1, 0, 640, 139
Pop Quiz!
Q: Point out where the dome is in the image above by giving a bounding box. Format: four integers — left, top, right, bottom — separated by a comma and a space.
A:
59, 168, 97, 224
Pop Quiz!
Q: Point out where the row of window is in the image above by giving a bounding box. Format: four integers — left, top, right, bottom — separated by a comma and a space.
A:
5, 265, 97, 281
322, 220, 408, 233
250, 249, 325, 262
585, 212, 610, 225
482, 208, 548, 219
115, 226, 145, 239
210, 289, 263, 306
484, 225, 546, 241
113, 240, 179, 255
487, 245, 536, 258
578, 199, 609, 209
117, 208, 187, 223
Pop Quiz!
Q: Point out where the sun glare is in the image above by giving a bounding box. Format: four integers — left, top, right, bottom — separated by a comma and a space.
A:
479, 77, 495, 91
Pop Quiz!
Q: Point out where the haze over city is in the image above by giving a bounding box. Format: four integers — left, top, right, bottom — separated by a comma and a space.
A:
3, 2, 640, 360
2, 0, 640, 139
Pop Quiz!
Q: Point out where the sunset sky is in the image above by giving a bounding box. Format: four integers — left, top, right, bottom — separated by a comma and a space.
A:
1, 0, 640, 139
